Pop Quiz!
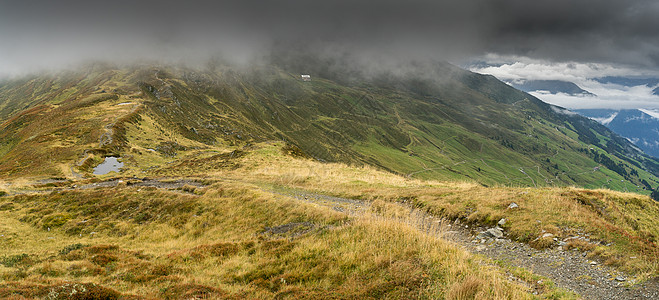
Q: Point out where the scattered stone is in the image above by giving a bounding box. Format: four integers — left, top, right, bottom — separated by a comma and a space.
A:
476, 245, 486, 251
616, 276, 626, 282
590, 261, 597, 265
498, 218, 507, 226
477, 227, 504, 239
487, 228, 504, 238
507, 202, 519, 209
558, 241, 567, 246
542, 233, 554, 239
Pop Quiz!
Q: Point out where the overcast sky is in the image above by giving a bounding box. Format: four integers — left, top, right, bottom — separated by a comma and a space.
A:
2, 0, 659, 108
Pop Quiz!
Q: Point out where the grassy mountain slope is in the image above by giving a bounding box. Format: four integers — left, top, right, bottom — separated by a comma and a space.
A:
1, 63, 659, 298
1, 63, 658, 194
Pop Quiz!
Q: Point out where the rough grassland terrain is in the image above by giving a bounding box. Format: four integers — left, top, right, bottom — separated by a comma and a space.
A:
0, 169, 539, 298
0, 64, 658, 299
1, 142, 658, 299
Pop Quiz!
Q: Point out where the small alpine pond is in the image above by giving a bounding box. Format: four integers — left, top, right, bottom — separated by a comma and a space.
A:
93, 157, 123, 175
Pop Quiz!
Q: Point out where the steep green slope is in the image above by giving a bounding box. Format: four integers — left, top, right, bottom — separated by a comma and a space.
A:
1, 62, 658, 194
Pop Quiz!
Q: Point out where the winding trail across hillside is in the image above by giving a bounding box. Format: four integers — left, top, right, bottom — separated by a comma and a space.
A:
281, 189, 659, 300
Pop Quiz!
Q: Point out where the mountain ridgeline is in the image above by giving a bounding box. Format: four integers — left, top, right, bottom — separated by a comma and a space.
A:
1, 61, 659, 195
511, 80, 595, 96
576, 109, 659, 159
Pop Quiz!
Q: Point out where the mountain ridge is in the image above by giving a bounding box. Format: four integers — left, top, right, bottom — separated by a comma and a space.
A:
577, 108, 659, 159
511, 79, 595, 96
1, 61, 658, 195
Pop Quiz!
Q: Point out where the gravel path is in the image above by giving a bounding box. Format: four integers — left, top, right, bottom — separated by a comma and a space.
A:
5, 178, 207, 196
282, 189, 659, 299
448, 225, 659, 299
76, 178, 205, 190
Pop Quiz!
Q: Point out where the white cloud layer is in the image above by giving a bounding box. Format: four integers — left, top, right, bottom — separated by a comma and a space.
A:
470, 55, 659, 109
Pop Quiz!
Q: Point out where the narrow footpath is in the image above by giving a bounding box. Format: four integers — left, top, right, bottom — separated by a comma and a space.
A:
283, 190, 659, 300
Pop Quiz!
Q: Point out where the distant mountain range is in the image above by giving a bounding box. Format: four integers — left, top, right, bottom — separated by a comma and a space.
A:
594, 76, 659, 96
573, 77, 659, 157
511, 80, 595, 96
576, 109, 659, 158
594, 76, 659, 87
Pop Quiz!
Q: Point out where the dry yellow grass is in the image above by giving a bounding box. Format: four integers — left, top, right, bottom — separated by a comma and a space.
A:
0, 174, 570, 298
221, 142, 659, 279
6, 141, 652, 298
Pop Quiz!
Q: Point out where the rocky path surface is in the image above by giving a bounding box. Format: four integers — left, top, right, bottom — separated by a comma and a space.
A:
282, 189, 659, 300
450, 225, 659, 299
74, 178, 205, 190
2, 178, 207, 196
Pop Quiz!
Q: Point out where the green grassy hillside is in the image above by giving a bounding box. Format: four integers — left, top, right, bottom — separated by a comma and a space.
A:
2, 63, 659, 298
1, 62, 658, 194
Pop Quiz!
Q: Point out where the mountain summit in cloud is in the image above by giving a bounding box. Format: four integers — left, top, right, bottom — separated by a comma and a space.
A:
511, 80, 595, 97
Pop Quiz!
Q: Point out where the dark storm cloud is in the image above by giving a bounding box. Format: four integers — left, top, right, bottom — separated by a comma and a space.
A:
482, 0, 659, 66
1, 0, 659, 74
